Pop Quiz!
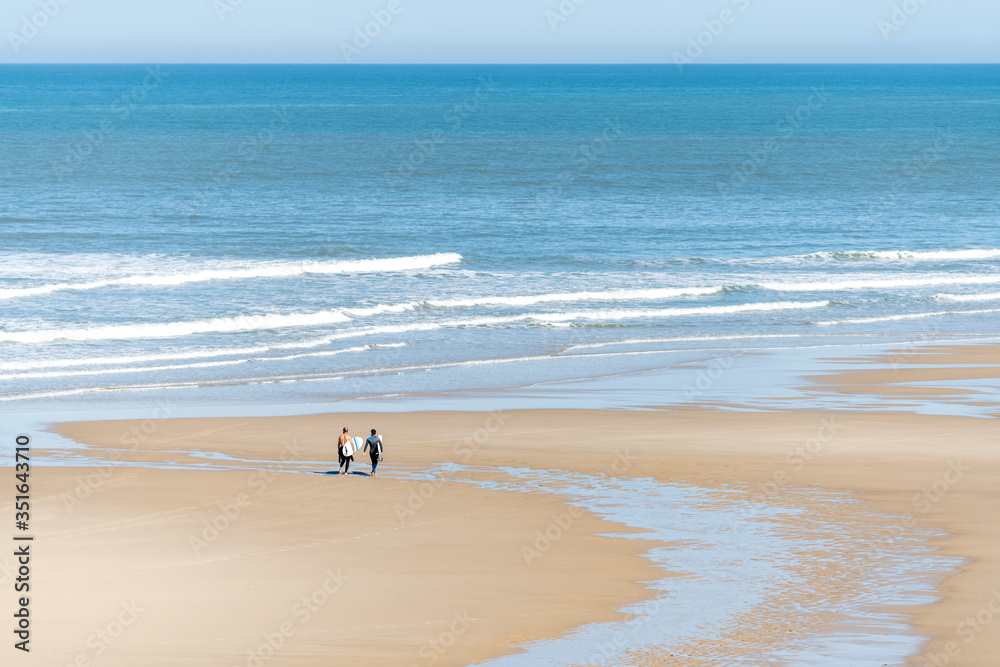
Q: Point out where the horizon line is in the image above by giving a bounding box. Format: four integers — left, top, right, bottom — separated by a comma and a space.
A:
2, 61, 999, 66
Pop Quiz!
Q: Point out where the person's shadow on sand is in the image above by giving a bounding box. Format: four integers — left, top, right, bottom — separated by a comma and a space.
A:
315, 470, 371, 477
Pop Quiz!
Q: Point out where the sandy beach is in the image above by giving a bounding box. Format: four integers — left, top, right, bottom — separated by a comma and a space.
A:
5, 39, 999, 667
2, 341, 996, 665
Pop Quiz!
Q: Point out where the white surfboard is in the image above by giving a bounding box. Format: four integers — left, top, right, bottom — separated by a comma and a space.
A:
341, 436, 364, 457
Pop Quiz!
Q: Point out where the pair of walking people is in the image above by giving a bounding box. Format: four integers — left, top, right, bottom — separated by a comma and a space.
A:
338, 427, 383, 477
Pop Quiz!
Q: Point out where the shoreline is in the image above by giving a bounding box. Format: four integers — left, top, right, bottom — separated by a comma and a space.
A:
7, 334, 1000, 427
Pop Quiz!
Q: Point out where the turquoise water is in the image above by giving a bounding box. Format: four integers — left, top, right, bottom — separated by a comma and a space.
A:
2, 64, 999, 410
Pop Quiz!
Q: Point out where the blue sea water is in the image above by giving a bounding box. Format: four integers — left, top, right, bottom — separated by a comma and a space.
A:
1, 64, 999, 412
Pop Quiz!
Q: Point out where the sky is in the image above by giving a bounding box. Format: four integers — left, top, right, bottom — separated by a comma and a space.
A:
2, 0, 997, 64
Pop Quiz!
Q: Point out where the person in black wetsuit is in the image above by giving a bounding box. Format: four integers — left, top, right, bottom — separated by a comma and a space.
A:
364, 428, 383, 478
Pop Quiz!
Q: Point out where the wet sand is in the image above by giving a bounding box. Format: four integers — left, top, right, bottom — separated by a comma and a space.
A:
807, 343, 1000, 410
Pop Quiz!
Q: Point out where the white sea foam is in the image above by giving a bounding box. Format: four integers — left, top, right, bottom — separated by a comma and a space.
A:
815, 308, 1000, 326
935, 291, 1000, 303
3, 314, 514, 347
564, 334, 815, 352
312, 302, 830, 345
760, 275, 1000, 292
0, 386, 143, 402
2, 359, 251, 381
0, 253, 462, 300
321, 316, 528, 342
0, 344, 384, 381
5, 298, 819, 346
0, 335, 382, 371
526, 301, 830, 323
644, 248, 1000, 266
268, 345, 386, 363
0, 345, 275, 372
339, 287, 726, 318
0, 380, 219, 403
800, 249, 1000, 262
0, 310, 353, 345
342, 303, 419, 317
421, 286, 725, 309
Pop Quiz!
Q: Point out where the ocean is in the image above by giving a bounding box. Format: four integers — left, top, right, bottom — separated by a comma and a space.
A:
2, 64, 999, 413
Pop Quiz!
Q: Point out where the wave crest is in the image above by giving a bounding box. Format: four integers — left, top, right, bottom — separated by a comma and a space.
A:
0, 310, 352, 345
0, 253, 463, 301
935, 291, 1000, 303
801, 249, 1000, 262
815, 308, 1000, 326
760, 275, 1000, 292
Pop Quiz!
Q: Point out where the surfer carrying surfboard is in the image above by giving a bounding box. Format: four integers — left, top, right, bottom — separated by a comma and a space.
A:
338, 427, 353, 476
364, 429, 383, 478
